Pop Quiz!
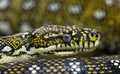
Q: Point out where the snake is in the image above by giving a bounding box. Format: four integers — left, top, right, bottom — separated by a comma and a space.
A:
0, 25, 120, 74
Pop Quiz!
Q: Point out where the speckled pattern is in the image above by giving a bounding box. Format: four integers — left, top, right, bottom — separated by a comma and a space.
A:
0, 25, 101, 63
0, 0, 120, 74
0, 25, 119, 74
0, 0, 120, 54
0, 56, 119, 74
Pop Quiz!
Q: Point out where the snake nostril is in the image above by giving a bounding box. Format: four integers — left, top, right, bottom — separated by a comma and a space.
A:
63, 34, 71, 42
91, 32, 94, 37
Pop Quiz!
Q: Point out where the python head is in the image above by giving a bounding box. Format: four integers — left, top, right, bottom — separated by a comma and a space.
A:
28, 25, 101, 56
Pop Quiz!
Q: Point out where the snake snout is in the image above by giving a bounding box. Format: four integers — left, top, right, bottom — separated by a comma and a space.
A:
88, 29, 101, 49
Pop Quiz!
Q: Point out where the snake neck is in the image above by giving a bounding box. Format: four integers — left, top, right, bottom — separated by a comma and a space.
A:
0, 32, 30, 55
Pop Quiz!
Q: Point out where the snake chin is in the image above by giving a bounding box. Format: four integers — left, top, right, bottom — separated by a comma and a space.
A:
39, 47, 96, 57
28, 42, 98, 57
0, 54, 37, 64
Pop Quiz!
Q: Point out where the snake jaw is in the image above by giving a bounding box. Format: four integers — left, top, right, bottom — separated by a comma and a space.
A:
27, 26, 101, 57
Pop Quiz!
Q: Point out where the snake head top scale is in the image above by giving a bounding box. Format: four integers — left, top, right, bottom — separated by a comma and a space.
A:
27, 25, 101, 56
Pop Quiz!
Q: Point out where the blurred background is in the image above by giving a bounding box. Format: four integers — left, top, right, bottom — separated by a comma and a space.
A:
0, 0, 120, 56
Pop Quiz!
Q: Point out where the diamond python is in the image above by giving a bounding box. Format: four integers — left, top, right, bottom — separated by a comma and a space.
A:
0, 0, 120, 74
0, 25, 119, 74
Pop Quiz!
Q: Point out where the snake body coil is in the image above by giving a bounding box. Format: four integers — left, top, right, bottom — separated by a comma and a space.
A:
0, 25, 119, 74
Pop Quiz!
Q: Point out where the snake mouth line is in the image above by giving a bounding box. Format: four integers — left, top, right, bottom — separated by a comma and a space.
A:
43, 47, 95, 54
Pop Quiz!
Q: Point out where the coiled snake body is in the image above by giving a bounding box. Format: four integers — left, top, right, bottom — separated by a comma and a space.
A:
0, 25, 119, 74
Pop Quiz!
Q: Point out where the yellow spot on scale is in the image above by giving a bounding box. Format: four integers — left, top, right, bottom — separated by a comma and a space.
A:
54, 63, 59, 66
13, 68, 17, 71
79, 41, 83, 48
104, 67, 108, 70
40, 39, 43, 42
93, 71, 98, 74
57, 72, 62, 74
9, 71, 14, 74
87, 65, 91, 67
16, 66, 22, 68
89, 42, 94, 48
49, 34, 58, 37
72, 31, 77, 36
62, 44, 65, 48
3, 71, 8, 74
44, 34, 49, 39
72, 26, 76, 29
45, 64, 50, 66
100, 64, 104, 66
65, 72, 70, 74
47, 60, 51, 62
53, 69, 58, 72
88, 68, 94, 70
96, 61, 99, 64
95, 67, 100, 70
74, 37, 78, 40
8, 68, 12, 71
20, 68, 24, 71
103, 62, 106, 64
19, 63, 25, 66
87, 62, 92, 64
57, 66, 62, 69
87, 71, 92, 74
84, 30, 89, 33
100, 71, 105, 74
55, 39, 61, 43
50, 66, 55, 69
69, 43, 74, 49
16, 71, 21, 74
70, 40, 78, 48
46, 69, 51, 72
84, 41, 88, 49
109, 70, 112, 73
83, 37, 87, 41
66, 30, 69, 33
59, 31, 63, 35
90, 35, 97, 41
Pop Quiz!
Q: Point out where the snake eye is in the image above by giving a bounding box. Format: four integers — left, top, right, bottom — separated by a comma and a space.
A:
63, 34, 71, 42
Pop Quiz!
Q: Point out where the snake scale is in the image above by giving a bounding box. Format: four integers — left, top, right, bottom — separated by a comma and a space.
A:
0, 25, 120, 74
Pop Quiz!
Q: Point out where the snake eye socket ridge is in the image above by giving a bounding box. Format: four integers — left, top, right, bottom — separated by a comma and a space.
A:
62, 34, 71, 42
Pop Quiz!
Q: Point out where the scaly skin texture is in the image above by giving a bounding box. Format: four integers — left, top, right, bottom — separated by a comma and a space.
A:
0, 56, 119, 74
0, 0, 120, 74
0, 25, 120, 74
0, 0, 120, 54
0, 25, 101, 63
